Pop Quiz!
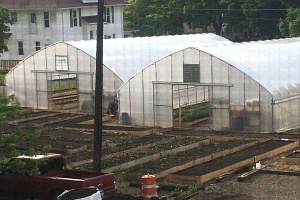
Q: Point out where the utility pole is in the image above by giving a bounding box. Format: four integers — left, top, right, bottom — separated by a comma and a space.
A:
94, 0, 104, 171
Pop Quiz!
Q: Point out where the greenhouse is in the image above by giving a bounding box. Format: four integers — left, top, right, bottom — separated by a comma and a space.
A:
5, 33, 230, 113
5, 42, 123, 113
67, 33, 232, 81
119, 37, 300, 133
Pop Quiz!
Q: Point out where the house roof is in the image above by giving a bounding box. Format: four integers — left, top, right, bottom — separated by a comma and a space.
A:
0, 0, 128, 10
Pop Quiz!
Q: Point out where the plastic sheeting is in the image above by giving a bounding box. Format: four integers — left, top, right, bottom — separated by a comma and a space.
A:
119, 37, 300, 133
5, 42, 123, 112
67, 33, 232, 81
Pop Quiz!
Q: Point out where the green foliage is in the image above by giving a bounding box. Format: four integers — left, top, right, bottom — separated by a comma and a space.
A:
124, 0, 288, 40
0, 7, 12, 54
171, 184, 200, 200
0, 128, 52, 175
0, 94, 21, 120
0, 73, 5, 84
204, 183, 219, 191
278, 8, 300, 37
174, 102, 209, 122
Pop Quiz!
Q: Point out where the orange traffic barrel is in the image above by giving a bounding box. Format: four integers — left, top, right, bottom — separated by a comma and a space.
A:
141, 174, 158, 200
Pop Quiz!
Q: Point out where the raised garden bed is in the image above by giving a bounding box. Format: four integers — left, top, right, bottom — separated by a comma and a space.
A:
75, 137, 208, 172
281, 150, 300, 165
67, 134, 175, 165
122, 139, 256, 181
66, 124, 154, 137
167, 139, 298, 185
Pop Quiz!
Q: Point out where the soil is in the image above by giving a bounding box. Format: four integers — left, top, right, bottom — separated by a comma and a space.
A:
174, 140, 292, 176
127, 140, 251, 174
77, 137, 205, 170
66, 123, 153, 132
189, 173, 300, 200
2, 110, 300, 200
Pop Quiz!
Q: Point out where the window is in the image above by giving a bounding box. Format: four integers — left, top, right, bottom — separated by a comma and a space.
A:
78, 8, 82, 27
31, 13, 36, 23
73, 10, 77, 26
103, 7, 110, 23
44, 12, 50, 27
55, 56, 69, 71
70, 9, 80, 27
11, 12, 17, 23
35, 41, 41, 51
90, 31, 94, 39
183, 64, 200, 83
18, 41, 24, 55
111, 7, 114, 24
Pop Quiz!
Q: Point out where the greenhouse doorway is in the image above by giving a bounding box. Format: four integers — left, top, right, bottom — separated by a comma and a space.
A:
48, 73, 78, 111
172, 85, 210, 129
153, 82, 233, 130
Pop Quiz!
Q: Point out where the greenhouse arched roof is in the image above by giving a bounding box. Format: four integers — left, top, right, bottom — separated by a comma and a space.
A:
198, 37, 300, 96
67, 33, 232, 81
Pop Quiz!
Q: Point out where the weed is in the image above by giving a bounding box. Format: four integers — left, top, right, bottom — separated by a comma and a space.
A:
204, 183, 219, 191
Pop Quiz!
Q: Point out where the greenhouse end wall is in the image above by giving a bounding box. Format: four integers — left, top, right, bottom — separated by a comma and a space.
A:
119, 48, 274, 133
5, 42, 123, 113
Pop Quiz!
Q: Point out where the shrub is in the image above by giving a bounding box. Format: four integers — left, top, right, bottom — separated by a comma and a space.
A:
0, 94, 21, 120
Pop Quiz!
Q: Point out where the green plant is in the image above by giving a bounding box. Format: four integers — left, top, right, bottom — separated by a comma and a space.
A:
174, 102, 210, 122
0, 128, 51, 175
0, 94, 21, 120
176, 184, 200, 200
204, 183, 219, 191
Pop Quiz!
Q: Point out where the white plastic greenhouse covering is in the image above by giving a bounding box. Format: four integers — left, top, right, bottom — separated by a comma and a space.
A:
119, 37, 300, 133
67, 33, 232, 81
5, 42, 123, 113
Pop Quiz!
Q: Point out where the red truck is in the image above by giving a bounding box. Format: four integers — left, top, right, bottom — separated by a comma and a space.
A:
0, 153, 116, 200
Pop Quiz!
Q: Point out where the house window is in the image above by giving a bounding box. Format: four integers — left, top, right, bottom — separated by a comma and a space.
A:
90, 31, 94, 39
11, 12, 17, 23
18, 41, 24, 55
44, 12, 50, 27
35, 41, 41, 51
103, 7, 110, 23
111, 7, 114, 24
73, 10, 77, 26
78, 8, 82, 27
31, 13, 36, 23
55, 56, 69, 71
70, 9, 81, 27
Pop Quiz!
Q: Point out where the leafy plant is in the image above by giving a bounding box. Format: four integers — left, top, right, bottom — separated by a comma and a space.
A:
0, 94, 21, 120
0, 128, 51, 175
174, 102, 210, 122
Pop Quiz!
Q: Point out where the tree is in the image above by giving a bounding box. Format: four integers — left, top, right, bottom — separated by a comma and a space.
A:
278, 0, 300, 37
0, 7, 11, 54
240, 0, 286, 40
0, 95, 51, 175
124, 0, 187, 36
278, 9, 300, 37
125, 0, 287, 40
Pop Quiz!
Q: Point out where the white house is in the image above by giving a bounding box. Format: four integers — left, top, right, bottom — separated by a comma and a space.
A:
0, 0, 128, 61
